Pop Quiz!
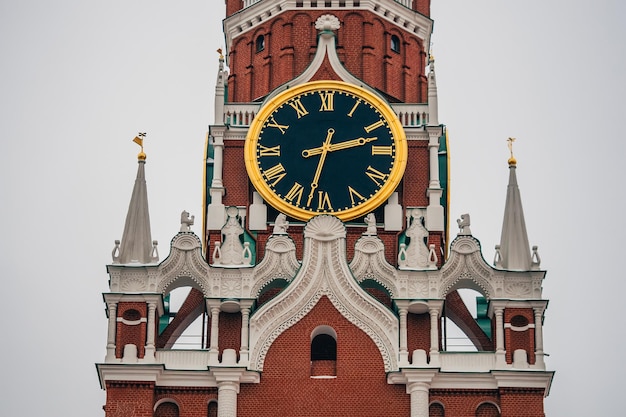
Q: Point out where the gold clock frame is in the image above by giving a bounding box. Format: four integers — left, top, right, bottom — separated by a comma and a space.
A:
244, 80, 407, 222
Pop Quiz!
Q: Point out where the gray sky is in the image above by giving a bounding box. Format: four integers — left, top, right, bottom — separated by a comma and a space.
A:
1, 1, 624, 415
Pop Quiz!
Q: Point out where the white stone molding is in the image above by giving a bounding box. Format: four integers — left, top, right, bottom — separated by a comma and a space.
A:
157, 233, 210, 296
248, 215, 399, 372
249, 235, 300, 297
438, 236, 496, 299
350, 235, 398, 297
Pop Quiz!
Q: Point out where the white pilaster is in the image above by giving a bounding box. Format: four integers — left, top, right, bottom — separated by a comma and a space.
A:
144, 302, 156, 362
425, 127, 444, 232
209, 303, 221, 364
105, 302, 117, 362
534, 307, 545, 368
398, 307, 409, 365
494, 307, 506, 367
239, 303, 252, 364
207, 129, 226, 230
429, 306, 440, 366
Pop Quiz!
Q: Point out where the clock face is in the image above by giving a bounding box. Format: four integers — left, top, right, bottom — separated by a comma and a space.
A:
244, 81, 407, 221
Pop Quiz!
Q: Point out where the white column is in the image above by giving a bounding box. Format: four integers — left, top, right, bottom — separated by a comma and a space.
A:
407, 382, 430, 417
209, 305, 221, 363
494, 307, 506, 367
239, 306, 251, 364
429, 307, 440, 366
398, 307, 408, 365
426, 129, 444, 231
217, 381, 238, 417
105, 302, 117, 362
207, 131, 226, 230
144, 302, 156, 362
533, 307, 545, 368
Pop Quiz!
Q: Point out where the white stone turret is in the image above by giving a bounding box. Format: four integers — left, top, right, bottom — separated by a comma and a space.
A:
207, 51, 228, 230
427, 54, 438, 126
114, 150, 157, 264
496, 142, 535, 271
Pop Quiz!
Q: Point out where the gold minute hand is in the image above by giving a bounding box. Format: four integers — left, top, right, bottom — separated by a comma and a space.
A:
306, 128, 335, 207
301, 137, 377, 158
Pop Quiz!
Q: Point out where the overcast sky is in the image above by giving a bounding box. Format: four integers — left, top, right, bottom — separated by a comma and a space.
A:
1, 1, 624, 415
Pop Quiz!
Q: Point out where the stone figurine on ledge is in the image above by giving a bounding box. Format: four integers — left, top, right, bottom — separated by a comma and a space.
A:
180, 210, 195, 232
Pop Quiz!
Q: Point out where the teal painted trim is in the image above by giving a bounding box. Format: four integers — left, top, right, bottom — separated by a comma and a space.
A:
475, 296, 492, 338
158, 293, 171, 335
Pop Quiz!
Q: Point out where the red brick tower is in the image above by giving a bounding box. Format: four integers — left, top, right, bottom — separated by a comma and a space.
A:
97, 2, 553, 416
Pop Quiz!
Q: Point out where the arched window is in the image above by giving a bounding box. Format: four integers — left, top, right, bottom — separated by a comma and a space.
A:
154, 400, 179, 417
429, 402, 445, 416
207, 400, 218, 417
256, 35, 265, 52
476, 402, 500, 417
311, 334, 336, 360
310, 326, 337, 377
391, 35, 400, 53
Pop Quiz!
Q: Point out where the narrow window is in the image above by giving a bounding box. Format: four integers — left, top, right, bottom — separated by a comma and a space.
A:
311, 334, 337, 360
310, 326, 337, 377
256, 35, 265, 52
391, 35, 400, 53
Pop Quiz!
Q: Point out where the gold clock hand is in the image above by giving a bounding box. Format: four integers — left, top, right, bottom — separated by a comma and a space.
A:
306, 128, 335, 207
301, 136, 377, 158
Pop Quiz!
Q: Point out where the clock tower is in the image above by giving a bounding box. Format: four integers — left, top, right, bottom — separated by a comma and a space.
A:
97, 1, 554, 416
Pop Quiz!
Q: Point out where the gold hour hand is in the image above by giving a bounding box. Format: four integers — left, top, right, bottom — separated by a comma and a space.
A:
306, 128, 335, 206
302, 137, 377, 158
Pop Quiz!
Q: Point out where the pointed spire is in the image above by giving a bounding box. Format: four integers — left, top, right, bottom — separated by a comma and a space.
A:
497, 139, 532, 270
214, 48, 226, 125
117, 136, 157, 264
427, 52, 439, 126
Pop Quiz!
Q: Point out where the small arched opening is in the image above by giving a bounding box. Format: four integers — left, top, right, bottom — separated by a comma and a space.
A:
310, 325, 337, 377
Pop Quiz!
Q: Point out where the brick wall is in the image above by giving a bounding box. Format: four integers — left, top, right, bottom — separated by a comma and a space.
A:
104, 381, 155, 417
227, 10, 427, 103
504, 308, 535, 365
238, 296, 410, 416
116, 302, 147, 359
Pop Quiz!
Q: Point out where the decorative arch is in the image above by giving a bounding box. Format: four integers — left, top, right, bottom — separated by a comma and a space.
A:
439, 236, 496, 299
429, 401, 445, 416
157, 233, 210, 296
475, 401, 501, 417
154, 399, 180, 417
248, 216, 399, 372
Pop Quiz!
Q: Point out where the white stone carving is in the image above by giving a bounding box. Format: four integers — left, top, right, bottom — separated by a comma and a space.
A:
457, 213, 471, 236
363, 213, 377, 236
314, 14, 340, 31
219, 207, 245, 265
350, 235, 397, 297
399, 210, 432, 270
249, 215, 398, 372
272, 213, 289, 235
180, 210, 195, 232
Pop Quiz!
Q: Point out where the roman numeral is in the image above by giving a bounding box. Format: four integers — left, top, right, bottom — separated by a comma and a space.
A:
259, 144, 281, 157
288, 98, 309, 118
318, 91, 334, 111
364, 119, 385, 133
284, 182, 304, 206
266, 116, 289, 134
348, 186, 366, 207
365, 165, 388, 186
347, 99, 361, 117
371, 145, 393, 156
317, 191, 333, 211
263, 163, 286, 186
